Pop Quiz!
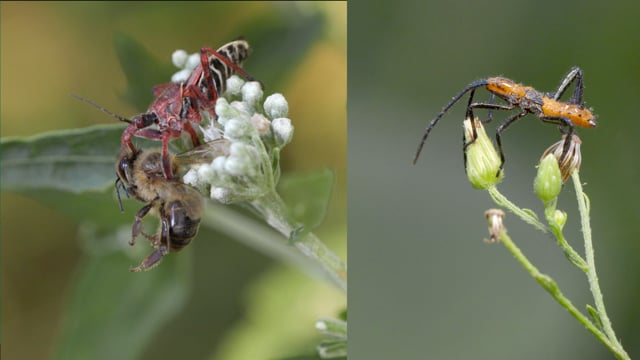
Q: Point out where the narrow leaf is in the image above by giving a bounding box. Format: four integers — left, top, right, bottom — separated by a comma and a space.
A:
587, 304, 604, 330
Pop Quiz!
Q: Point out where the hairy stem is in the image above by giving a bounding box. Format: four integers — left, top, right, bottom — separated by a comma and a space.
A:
543, 204, 588, 271
498, 230, 625, 359
487, 186, 548, 233
250, 191, 347, 292
572, 171, 629, 359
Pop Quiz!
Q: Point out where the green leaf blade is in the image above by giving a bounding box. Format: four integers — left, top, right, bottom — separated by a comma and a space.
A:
279, 168, 334, 236
1, 124, 124, 194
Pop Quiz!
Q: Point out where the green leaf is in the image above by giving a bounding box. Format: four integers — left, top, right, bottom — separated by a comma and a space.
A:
522, 208, 540, 221
587, 304, 604, 330
54, 244, 192, 360
113, 32, 174, 111
316, 338, 347, 359
21, 189, 154, 243
1, 124, 123, 194
278, 169, 334, 240
315, 318, 347, 339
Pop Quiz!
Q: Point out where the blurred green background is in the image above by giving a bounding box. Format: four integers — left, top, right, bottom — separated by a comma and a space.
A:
1, 2, 345, 359
349, 0, 640, 359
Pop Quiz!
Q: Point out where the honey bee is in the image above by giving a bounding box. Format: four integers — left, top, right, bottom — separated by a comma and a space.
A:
115, 139, 230, 272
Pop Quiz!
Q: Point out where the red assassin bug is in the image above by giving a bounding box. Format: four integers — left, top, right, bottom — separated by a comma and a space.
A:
68, 94, 231, 221
120, 38, 254, 179
412, 66, 597, 175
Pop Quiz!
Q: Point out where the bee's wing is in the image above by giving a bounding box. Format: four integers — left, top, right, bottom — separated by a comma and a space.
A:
175, 138, 232, 166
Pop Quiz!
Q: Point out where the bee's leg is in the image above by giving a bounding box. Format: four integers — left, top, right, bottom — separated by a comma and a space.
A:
130, 206, 171, 272
131, 203, 153, 246
129, 245, 169, 272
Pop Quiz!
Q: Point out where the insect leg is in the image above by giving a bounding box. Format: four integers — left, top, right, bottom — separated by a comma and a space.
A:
129, 246, 168, 272
486, 93, 496, 123
183, 120, 201, 147
183, 82, 215, 121
131, 203, 154, 246
464, 89, 479, 147
122, 113, 158, 153
462, 90, 478, 171
468, 102, 516, 124
413, 80, 488, 165
552, 67, 584, 105
160, 131, 176, 179
464, 100, 518, 171
540, 116, 575, 163
495, 110, 528, 175
130, 205, 170, 272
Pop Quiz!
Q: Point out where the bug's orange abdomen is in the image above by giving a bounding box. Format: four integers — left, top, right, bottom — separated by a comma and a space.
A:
541, 98, 597, 128
486, 77, 528, 98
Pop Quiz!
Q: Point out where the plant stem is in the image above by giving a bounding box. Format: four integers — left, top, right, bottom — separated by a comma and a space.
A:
250, 190, 347, 292
487, 186, 548, 233
543, 205, 588, 271
498, 229, 625, 359
572, 171, 629, 359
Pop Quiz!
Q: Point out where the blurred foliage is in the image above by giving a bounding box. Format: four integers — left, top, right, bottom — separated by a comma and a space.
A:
1, 2, 345, 360
279, 169, 335, 242
114, 32, 176, 111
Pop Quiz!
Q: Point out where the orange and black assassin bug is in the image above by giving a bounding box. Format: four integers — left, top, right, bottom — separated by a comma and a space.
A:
413, 67, 597, 175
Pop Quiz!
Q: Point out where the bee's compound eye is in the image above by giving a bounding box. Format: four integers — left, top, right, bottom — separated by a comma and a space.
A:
116, 154, 135, 186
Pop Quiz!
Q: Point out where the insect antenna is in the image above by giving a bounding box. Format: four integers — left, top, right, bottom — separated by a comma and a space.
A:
413, 79, 488, 165
70, 93, 132, 124
114, 177, 132, 213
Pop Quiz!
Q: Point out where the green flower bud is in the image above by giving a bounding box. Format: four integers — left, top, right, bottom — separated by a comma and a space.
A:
534, 154, 563, 204
464, 118, 504, 189
552, 209, 568, 229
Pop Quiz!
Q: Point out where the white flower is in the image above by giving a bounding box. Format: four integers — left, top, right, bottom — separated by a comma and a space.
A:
225, 75, 245, 96
172, 65, 296, 204
241, 81, 264, 108
272, 117, 294, 146
171, 50, 188, 68
185, 53, 200, 71
264, 93, 289, 119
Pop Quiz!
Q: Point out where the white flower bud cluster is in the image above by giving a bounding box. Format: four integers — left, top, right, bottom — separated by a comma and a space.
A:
170, 49, 201, 83
167, 47, 295, 204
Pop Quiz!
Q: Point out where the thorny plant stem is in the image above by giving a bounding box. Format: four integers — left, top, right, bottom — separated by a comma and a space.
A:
487, 186, 548, 233
497, 230, 627, 360
572, 171, 629, 359
250, 191, 347, 293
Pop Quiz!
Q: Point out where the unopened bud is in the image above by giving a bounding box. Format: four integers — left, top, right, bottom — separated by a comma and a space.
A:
534, 154, 562, 204
464, 118, 504, 189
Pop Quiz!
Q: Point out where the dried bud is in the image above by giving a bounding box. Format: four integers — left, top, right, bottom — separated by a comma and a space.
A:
541, 134, 582, 183
484, 209, 506, 243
